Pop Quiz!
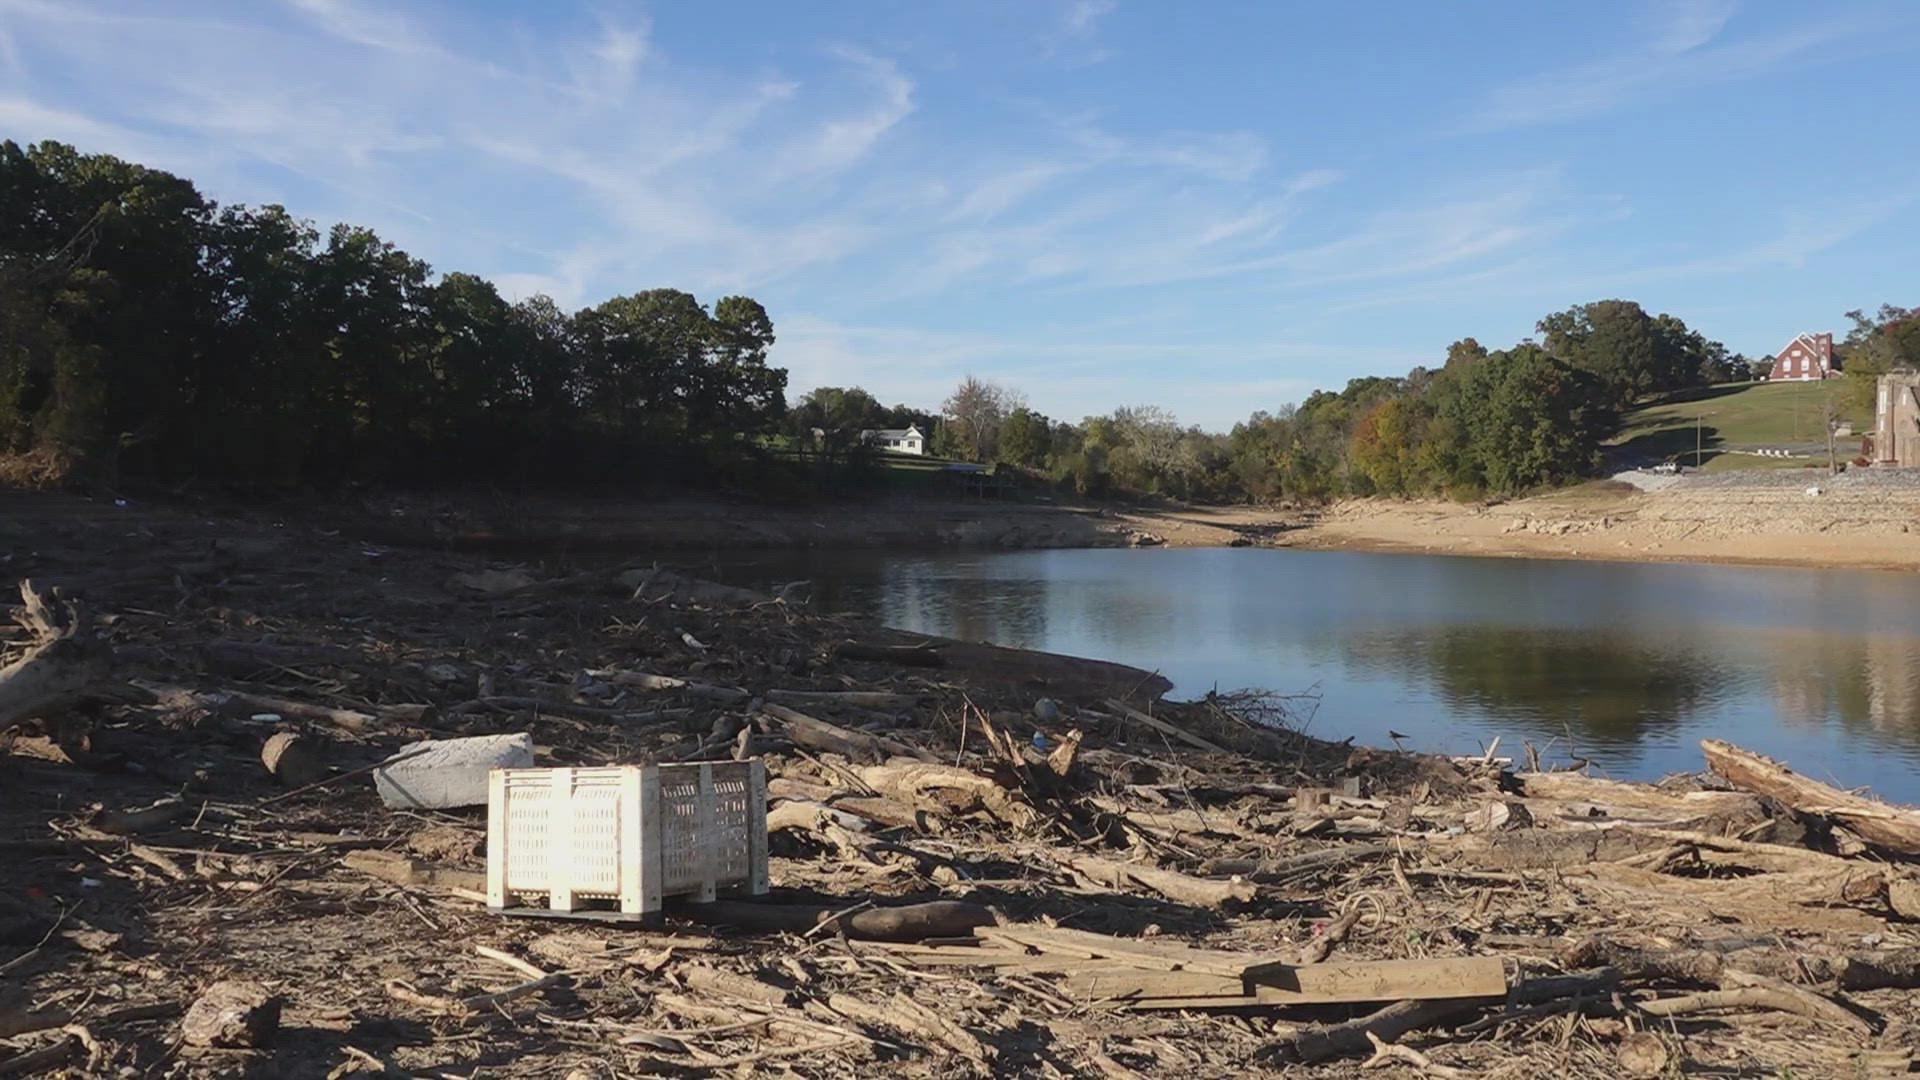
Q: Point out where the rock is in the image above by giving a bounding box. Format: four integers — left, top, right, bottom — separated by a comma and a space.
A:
372, 732, 534, 809
260, 731, 327, 787
446, 568, 539, 594
1616, 1032, 1670, 1077
181, 980, 281, 1048
1032, 698, 1061, 723
421, 662, 468, 686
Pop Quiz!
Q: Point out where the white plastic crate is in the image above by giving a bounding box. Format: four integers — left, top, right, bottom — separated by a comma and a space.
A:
486, 760, 768, 918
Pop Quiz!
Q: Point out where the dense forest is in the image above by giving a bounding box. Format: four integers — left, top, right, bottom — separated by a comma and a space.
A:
0, 140, 786, 484
6, 140, 1917, 503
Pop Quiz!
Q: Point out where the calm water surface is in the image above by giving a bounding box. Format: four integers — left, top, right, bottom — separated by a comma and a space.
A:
700, 547, 1920, 802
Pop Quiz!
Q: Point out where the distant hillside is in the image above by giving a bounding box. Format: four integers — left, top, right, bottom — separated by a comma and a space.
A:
1613, 381, 1871, 471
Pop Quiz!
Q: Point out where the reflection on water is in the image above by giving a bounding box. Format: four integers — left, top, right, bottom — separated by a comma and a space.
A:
1340, 628, 1737, 749
701, 547, 1920, 801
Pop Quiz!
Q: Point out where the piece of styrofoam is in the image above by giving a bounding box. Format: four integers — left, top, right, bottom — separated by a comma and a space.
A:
373, 732, 535, 809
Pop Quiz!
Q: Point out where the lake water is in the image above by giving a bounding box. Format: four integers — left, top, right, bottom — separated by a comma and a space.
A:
696, 547, 1920, 802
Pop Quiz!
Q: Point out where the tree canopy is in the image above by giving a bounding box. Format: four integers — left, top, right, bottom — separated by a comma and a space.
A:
0, 140, 788, 483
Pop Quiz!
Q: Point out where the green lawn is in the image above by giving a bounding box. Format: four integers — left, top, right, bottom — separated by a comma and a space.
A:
1613, 381, 1869, 469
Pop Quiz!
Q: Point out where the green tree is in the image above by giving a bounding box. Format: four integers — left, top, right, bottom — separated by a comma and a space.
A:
1449, 345, 1615, 493
1841, 305, 1920, 412
998, 406, 1053, 468
1538, 300, 1715, 408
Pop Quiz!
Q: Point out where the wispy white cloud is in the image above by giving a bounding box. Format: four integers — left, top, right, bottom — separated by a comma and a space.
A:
1456, 5, 1878, 134
1644, 0, 1738, 54
284, 0, 433, 55
1062, 0, 1116, 38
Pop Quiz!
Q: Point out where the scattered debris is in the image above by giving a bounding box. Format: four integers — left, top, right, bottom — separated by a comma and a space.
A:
7, 494, 1920, 1077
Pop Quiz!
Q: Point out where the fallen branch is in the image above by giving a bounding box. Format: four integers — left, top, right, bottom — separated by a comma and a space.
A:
1362, 1031, 1466, 1078
1103, 699, 1229, 755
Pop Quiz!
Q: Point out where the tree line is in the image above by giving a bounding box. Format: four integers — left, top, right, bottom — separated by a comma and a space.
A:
807, 296, 1916, 503
0, 140, 787, 483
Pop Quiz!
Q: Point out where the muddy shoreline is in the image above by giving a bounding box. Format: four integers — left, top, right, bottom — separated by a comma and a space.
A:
342, 483, 1920, 574
6, 488, 1920, 1076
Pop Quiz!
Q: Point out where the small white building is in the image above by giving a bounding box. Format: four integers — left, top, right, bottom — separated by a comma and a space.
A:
861, 425, 927, 455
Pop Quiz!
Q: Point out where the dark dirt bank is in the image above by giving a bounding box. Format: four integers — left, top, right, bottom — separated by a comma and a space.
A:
4, 489, 1920, 1078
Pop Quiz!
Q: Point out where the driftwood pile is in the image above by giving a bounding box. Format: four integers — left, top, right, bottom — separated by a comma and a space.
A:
4, 494, 1920, 1077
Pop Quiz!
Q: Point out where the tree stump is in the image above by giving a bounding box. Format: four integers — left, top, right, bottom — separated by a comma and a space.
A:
0, 580, 113, 729
261, 731, 327, 787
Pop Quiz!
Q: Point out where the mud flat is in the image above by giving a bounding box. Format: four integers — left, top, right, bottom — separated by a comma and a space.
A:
3, 490, 1920, 1076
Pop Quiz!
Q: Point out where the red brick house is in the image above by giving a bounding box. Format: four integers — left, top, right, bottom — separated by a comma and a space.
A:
1769, 332, 1840, 381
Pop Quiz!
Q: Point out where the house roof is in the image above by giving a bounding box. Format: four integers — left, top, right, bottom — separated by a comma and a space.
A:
864, 426, 924, 439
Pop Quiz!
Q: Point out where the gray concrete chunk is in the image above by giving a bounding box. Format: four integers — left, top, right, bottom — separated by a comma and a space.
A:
373, 732, 534, 809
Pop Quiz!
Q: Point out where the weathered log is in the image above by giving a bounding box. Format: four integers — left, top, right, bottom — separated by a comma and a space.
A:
0, 581, 112, 728
757, 703, 934, 764
832, 641, 946, 667
91, 798, 193, 836
766, 689, 918, 710
1264, 971, 1617, 1064
675, 899, 995, 941
1517, 771, 1770, 833
1703, 738, 1920, 855
1053, 849, 1256, 908
587, 668, 751, 705
859, 761, 1037, 829
1202, 844, 1392, 882
152, 687, 377, 734
1839, 949, 1920, 990
766, 800, 874, 835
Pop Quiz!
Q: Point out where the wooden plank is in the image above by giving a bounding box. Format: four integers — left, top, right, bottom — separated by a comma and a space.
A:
1239, 956, 1507, 1001
1102, 699, 1230, 755
977, 925, 1249, 977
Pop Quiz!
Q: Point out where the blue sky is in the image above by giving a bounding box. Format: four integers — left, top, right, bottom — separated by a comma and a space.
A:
2, 0, 1917, 429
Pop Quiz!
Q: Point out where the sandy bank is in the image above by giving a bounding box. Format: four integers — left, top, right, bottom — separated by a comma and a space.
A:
1272, 480, 1920, 572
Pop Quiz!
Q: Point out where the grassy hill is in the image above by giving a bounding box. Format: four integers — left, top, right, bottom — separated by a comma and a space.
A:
1613, 380, 1869, 471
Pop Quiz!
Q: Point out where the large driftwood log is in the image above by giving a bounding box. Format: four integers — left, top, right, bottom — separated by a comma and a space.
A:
757, 703, 935, 764
675, 899, 994, 941
0, 581, 112, 728
1050, 849, 1256, 908
1703, 739, 1920, 855
859, 761, 1038, 830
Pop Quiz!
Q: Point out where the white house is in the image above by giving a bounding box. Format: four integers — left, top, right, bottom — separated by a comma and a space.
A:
861, 425, 926, 455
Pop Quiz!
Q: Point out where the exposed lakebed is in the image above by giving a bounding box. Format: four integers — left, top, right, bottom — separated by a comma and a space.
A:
695, 546, 1920, 802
